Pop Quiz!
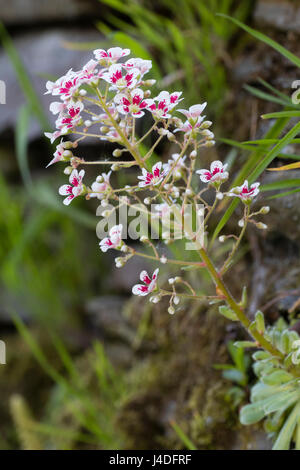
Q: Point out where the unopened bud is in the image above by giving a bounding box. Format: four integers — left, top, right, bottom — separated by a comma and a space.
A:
102, 210, 111, 217
100, 126, 109, 134
216, 192, 223, 200
204, 140, 215, 147
168, 306, 175, 315
190, 150, 197, 159
201, 120, 212, 129
63, 150, 73, 158
219, 236, 226, 243
140, 236, 148, 243
79, 89, 87, 96
260, 206, 270, 214
144, 197, 151, 205
64, 166, 73, 175
257, 222, 267, 230
173, 296, 180, 305
160, 255, 167, 264
144, 79, 156, 87
113, 148, 122, 158
84, 120, 92, 127
238, 219, 245, 227
150, 295, 160, 304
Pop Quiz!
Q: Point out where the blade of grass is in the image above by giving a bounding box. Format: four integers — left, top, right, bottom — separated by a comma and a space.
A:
15, 105, 32, 188
218, 14, 300, 69
170, 420, 197, 450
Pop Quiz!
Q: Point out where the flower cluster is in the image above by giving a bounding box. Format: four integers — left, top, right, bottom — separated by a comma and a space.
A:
45, 47, 266, 307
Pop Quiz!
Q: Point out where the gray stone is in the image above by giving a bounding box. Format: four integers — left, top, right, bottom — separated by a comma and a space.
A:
1, 0, 99, 25
254, 0, 300, 32
0, 28, 103, 139
85, 295, 136, 344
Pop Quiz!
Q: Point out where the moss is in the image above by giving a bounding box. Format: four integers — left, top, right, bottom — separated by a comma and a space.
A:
117, 298, 242, 449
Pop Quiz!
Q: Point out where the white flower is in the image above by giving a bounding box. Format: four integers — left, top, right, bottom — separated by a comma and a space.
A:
58, 169, 85, 205
137, 162, 167, 187
132, 269, 159, 296
228, 180, 260, 203
99, 224, 123, 252
196, 161, 228, 185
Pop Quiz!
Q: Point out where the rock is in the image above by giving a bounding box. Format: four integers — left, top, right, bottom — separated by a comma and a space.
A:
1, 0, 101, 25
85, 296, 136, 344
254, 0, 300, 32
0, 28, 103, 140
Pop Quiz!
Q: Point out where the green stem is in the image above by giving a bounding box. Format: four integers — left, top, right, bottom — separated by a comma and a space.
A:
198, 247, 284, 359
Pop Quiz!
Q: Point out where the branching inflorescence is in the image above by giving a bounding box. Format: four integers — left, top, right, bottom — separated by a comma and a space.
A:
44, 48, 300, 432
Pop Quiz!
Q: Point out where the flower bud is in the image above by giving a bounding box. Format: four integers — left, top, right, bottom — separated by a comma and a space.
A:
64, 166, 73, 175
216, 192, 224, 200
113, 148, 122, 158
168, 278, 175, 285
168, 306, 175, 315
185, 188, 193, 196
63, 141, 74, 150
173, 296, 180, 305
111, 164, 120, 171
150, 295, 160, 304
257, 222, 267, 230
238, 219, 245, 227
79, 89, 87, 96
144, 79, 156, 87
102, 210, 111, 217
201, 120, 212, 129
160, 255, 167, 264
84, 120, 92, 127
115, 257, 125, 268
204, 140, 215, 147
144, 197, 151, 205
219, 235, 226, 243
100, 126, 109, 134
140, 236, 148, 243
63, 150, 73, 158
190, 150, 197, 159
260, 206, 270, 214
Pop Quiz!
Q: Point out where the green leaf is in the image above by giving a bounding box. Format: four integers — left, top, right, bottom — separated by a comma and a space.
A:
234, 341, 257, 348
268, 187, 300, 200
262, 370, 294, 386
211, 117, 290, 244
261, 179, 300, 192
222, 368, 245, 385
169, 421, 197, 451
218, 14, 300, 68
273, 403, 300, 450
262, 111, 300, 119
219, 305, 238, 321
15, 105, 32, 188
240, 403, 266, 425
255, 311, 265, 333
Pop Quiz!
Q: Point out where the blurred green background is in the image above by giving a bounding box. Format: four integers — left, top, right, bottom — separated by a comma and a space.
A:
0, 0, 299, 450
